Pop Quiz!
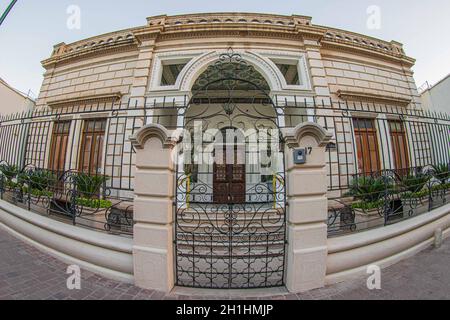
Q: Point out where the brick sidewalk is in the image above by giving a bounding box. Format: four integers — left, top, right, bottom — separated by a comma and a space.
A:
1, 226, 449, 300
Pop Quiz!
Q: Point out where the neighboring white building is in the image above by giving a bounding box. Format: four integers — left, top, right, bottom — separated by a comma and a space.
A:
420, 74, 450, 114
0, 77, 35, 115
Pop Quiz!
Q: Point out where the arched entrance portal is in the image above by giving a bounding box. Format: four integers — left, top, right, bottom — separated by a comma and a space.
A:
175, 49, 287, 289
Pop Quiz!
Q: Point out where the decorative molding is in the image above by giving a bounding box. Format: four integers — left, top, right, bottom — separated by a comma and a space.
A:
321, 41, 415, 67
337, 89, 412, 106
43, 13, 414, 68
148, 50, 206, 92
253, 49, 312, 91
47, 92, 122, 108
130, 123, 178, 149
179, 50, 284, 92
284, 122, 333, 148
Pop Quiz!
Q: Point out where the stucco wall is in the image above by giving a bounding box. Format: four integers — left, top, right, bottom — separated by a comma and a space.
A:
321, 49, 420, 106
420, 75, 450, 114
0, 81, 35, 115
36, 50, 139, 109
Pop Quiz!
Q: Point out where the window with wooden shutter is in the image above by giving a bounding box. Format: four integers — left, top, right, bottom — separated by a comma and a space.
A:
49, 121, 71, 173
79, 119, 107, 175
389, 121, 410, 173
353, 118, 381, 175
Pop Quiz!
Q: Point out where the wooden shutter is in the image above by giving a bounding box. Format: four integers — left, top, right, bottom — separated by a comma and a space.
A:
79, 119, 107, 175
389, 121, 409, 173
353, 118, 381, 175
49, 121, 71, 173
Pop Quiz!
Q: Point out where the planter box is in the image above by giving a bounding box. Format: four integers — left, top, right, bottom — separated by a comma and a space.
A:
75, 206, 108, 230
353, 207, 384, 231
106, 207, 133, 234
1, 190, 23, 205
402, 197, 429, 218
26, 195, 52, 216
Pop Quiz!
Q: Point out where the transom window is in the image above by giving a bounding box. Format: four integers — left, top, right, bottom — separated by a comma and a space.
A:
275, 63, 300, 85
160, 63, 188, 86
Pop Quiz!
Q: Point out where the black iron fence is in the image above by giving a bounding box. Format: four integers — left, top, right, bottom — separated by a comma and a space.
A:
0, 96, 448, 236
328, 166, 450, 237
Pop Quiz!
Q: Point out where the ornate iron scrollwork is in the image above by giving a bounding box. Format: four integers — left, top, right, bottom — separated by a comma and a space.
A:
175, 49, 287, 289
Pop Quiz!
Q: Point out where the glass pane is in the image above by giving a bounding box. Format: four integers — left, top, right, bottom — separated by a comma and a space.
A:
275, 63, 300, 85
161, 64, 187, 86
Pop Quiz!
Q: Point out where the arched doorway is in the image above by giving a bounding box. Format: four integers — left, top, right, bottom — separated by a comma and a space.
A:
175, 49, 286, 289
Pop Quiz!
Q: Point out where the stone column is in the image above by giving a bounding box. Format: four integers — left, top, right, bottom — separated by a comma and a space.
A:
129, 17, 166, 108
283, 122, 332, 293
130, 124, 178, 293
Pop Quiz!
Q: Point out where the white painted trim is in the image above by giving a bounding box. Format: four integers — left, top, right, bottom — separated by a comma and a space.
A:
253, 49, 312, 91
148, 51, 203, 92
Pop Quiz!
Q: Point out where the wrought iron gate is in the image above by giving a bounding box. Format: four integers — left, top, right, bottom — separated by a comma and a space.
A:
174, 49, 287, 289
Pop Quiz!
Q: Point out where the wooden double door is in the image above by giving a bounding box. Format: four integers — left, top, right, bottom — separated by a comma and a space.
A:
213, 129, 246, 204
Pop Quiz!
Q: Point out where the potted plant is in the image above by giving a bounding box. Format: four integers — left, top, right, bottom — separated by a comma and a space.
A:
346, 176, 390, 229
21, 169, 56, 213
400, 172, 430, 216
432, 163, 450, 184
73, 172, 112, 216
0, 164, 20, 202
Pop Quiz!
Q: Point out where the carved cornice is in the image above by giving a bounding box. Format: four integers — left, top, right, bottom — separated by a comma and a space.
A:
42, 13, 415, 68
47, 92, 122, 108
337, 90, 412, 106
42, 41, 139, 69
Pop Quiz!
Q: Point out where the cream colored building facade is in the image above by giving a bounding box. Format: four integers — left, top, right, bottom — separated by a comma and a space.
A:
3, 13, 448, 294
32, 13, 422, 197
37, 13, 419, 111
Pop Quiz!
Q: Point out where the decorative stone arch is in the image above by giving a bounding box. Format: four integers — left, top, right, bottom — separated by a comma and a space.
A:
284, 122, 333, 148
178, 49, 285, 93
130, 123, 179, 149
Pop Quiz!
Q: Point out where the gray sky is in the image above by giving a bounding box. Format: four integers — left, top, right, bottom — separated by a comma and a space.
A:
1, 0, 449, 96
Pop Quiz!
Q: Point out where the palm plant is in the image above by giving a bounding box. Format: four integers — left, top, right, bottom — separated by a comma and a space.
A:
432, 164, 450, 184
73, 172, 109, 199
400, 172, 430, 194
347, 176, 389, 203
0, 164, 19, 181
25, 169, 57, 192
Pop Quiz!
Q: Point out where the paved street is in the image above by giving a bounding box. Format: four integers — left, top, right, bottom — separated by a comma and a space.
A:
1, 226, 449, 300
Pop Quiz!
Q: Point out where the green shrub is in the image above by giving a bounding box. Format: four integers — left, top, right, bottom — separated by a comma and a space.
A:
402, 189, 429, 199
22, 186, 53, 198
76, 197, 112, 209
432, 182, 450, 191
400, 172, 429, 194
433, 164, 450, 184
23, 169, 57, 191
351, 199, 384, 211
73, 173, 109, 199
